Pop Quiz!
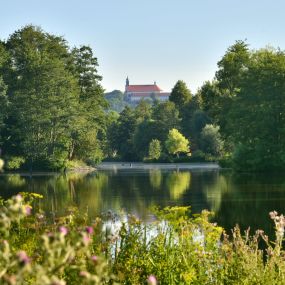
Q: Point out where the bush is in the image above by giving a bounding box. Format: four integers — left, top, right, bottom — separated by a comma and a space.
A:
65, 159, 87, 170
148, 139, 161, 160
199, 124, 224, 159
5, 156, 25, 170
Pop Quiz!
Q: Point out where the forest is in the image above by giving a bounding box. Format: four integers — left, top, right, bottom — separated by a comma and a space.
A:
1, 25, 285, 171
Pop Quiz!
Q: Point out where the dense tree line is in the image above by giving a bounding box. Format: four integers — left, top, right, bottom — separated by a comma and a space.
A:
0, 25, 107, 170
106, 82, 217, 162
199, 41, 285, 171
1, 26, 284, 171
108, 41, 285, 171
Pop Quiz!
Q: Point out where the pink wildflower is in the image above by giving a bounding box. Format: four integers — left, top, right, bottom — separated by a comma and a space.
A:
15, 194, 22, 203
147, 275, 157, 285
91, 255, 98, 264
86, 226, 94, 235
25, 205, 32, 216
17, 251, 30, 266
59, 226, 68, 236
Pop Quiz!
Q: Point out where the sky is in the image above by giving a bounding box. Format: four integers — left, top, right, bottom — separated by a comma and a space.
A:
1, 0, 285, 93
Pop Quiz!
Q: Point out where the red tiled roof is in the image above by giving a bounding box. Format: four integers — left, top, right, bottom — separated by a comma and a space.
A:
126, 84, 162, 92
131, 92, 170, 97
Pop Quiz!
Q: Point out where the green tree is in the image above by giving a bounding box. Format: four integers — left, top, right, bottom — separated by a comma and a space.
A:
148, 139, 161, 160
152, 101, 180, 143
165, 129, 190, 157
197, 81, 222, 122
180, 95, 206, 144
1, 25, 106, 169
110, 106, 137, 160
134, 100, 152, 123
68, 45, 107, 163
199, 124, 224, 159
105, 90, 128, 113
229, 48, 285, 170
3, 26, 80, 168
204, 41, 250, 142
216, 40, 250, 96
133, 120, 157, 160
169, 80, 192, 110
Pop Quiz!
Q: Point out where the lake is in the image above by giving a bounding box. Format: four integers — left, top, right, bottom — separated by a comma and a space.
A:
0, 163, 284, 236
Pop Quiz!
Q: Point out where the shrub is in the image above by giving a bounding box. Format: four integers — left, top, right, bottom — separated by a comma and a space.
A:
148, 139, 161, 160
199, 124, 224, 159
5, 156, 25, 170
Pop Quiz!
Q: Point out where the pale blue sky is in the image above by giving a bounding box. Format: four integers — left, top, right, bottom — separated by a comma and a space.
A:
1, 0, 285, 92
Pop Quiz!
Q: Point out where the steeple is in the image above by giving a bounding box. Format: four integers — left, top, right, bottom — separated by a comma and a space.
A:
126, 76, 129, 87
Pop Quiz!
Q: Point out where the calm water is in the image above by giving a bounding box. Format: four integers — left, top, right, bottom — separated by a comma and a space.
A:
0, 165, 284, 235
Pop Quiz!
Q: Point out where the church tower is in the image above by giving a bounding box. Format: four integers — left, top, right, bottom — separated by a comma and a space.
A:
126, 76, 129, 87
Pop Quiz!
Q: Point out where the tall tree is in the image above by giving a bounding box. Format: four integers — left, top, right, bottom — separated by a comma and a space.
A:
180, 95, 205, 142
3, 25, 80, 168
152, 101, 180, 143
202, 41, 250, 145
216, 40, 250, 96
110, 106, 137, 160
229, 48, 285, 170
133, 120, 158, 160
134, 100, 152, 123
169, 80, 192, 110
68, 45, 107, 162
0, 26, 107, 169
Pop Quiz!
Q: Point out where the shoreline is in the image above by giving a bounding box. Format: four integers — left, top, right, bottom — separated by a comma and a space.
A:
0, 162, 220, 175
97, 162, 220, 170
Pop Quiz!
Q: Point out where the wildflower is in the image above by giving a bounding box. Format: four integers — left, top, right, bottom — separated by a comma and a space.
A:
59, 226, 68, 236
36, 213, 45, 220
86, 226, 94, 235
17, 251, 30, 266
15, 194, 22, 202
147, 275, 157, 285
91, 255, 98, 264
82, 233, 91, 246
79, 271, 89, 278
25, 205, 32, 216
269, 211, 278, 219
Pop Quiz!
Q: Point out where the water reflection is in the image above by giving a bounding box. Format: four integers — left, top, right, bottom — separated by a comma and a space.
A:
149, 170, 162, 189
166, 171, 191, 199
0, 170, 285, 234
202, 174, 229, 213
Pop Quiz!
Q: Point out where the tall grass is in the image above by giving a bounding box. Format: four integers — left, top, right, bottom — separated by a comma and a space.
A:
1, 194, 285, 284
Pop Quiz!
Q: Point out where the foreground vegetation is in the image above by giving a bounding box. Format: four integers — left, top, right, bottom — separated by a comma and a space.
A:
1, 193, 285, 284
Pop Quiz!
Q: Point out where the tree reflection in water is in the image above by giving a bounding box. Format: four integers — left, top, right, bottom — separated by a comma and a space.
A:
166, 171, 191, 200
1, 170, 285, 235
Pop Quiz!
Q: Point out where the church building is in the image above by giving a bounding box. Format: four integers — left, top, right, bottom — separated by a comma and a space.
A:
125, 77, 170, 102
